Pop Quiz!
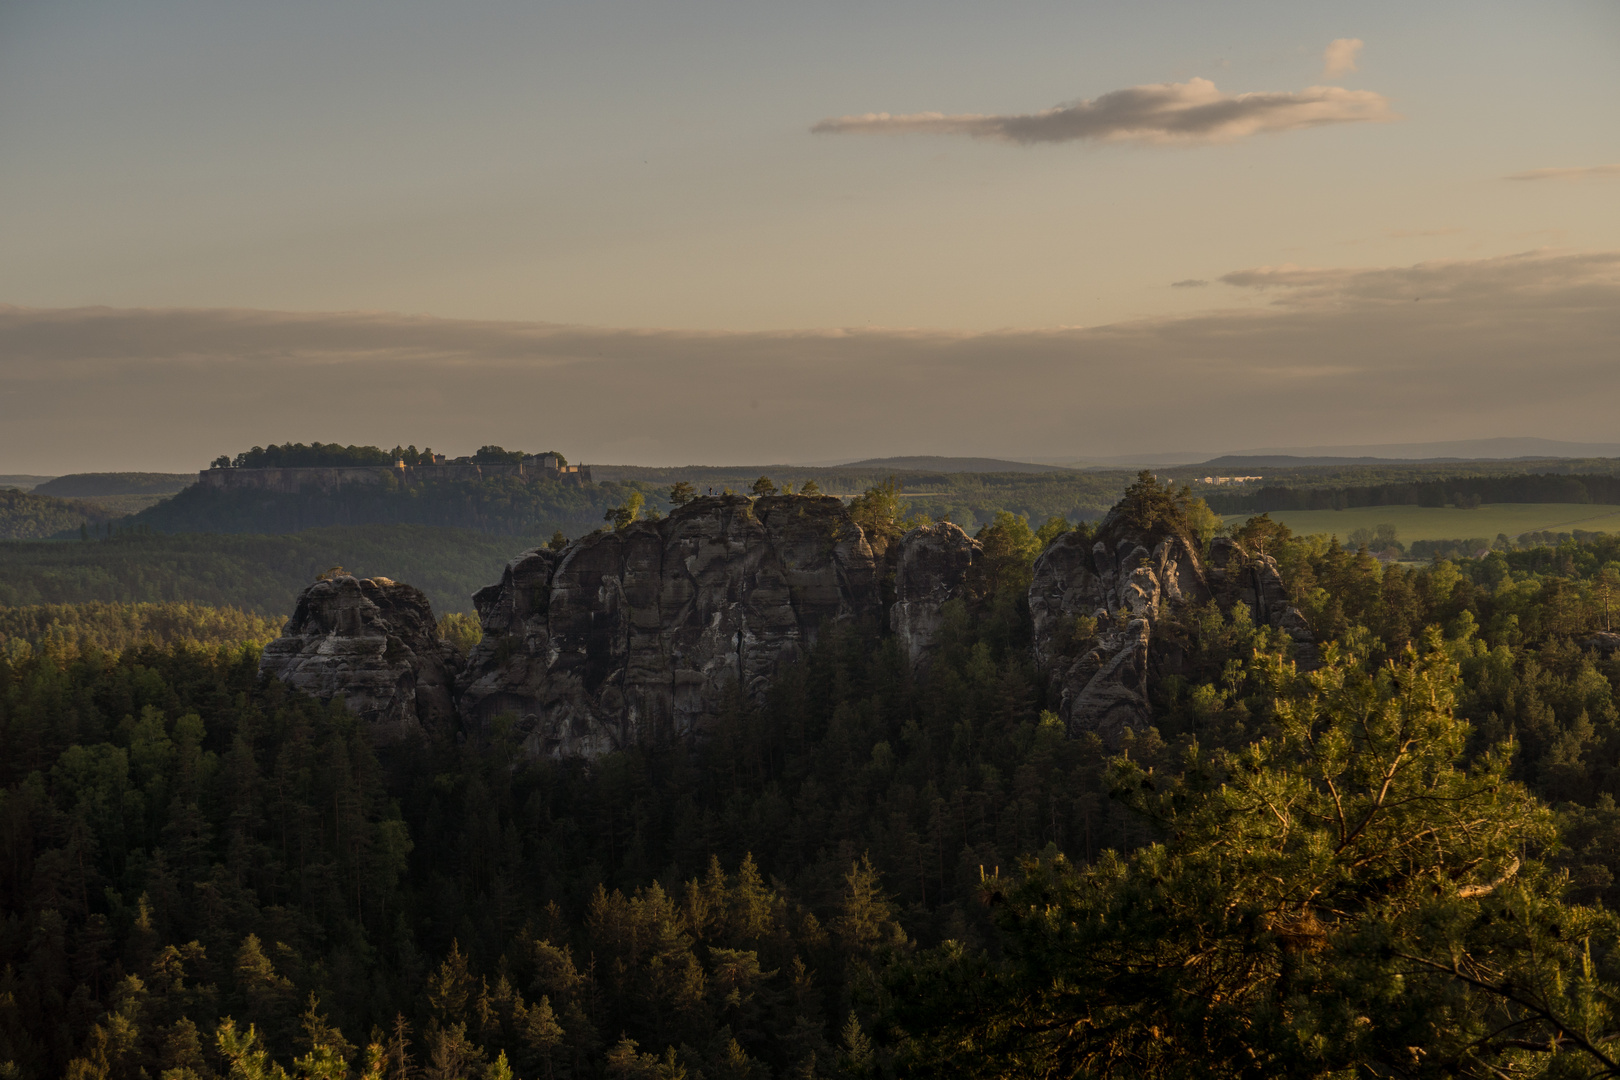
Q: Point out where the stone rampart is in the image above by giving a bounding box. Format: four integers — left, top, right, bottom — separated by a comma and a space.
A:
197, 461, 592, 493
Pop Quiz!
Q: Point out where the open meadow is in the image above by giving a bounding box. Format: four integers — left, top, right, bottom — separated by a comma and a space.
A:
1224, 502, 1620, 544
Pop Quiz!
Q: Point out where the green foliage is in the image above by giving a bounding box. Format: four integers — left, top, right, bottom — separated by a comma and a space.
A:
668, 482, 697, 507
29, 494, 1620, 1077
0, 487, 123, 540
548, 529, 569, 552
846, 478, 906, 552
131, 474, 655, 540
227, 443, 395, 469
971, 512, 1041, 604
1231, 511, 1293, 557
889, 634, 1605, 1078
32, 474, 193, 499
0, 602, 281, 658
437, 612, 483, 656
0, 524, 518, 615
799, 480, 822, 498
1116, 470, 1200, 536
749, 477, 778, 497
1182, 496, 1222, 546
606, 492, 646, 530
474, 446, 526, 465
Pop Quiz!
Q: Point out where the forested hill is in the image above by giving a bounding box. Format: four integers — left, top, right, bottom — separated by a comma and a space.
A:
32, 473, 194, 498
0, 487, 124, 540
1206, 469, 1620, 514
17, 502, 1620, 1075
0, 524, 517, 615
127, 474, 650, 538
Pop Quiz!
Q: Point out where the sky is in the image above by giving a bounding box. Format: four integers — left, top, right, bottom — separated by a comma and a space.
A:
0, 0, 1617, 471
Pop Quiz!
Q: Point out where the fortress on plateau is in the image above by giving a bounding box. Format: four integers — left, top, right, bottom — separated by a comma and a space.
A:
198, 452, 593, 494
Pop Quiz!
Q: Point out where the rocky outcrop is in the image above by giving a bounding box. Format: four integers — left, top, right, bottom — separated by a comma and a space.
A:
1205, 538, 1319, 665
890, 522, 979, 672
456, 495, 884, 757
262, 493, 1312, 756
1581, 631, 1620, 656
1030, 509, 1316, 740
257, 574, 462, 742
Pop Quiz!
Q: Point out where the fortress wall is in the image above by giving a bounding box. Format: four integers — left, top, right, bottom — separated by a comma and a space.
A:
197, 461, 592, 493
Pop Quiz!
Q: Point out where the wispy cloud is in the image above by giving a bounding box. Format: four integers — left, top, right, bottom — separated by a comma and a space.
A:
1322, 38, 1363, 78
2, 251, 1615, 472
1506, 164, 1620, 182
811, 77, 1395, 145
1219, 249, 1620, 307
1171, 279, 1209, 288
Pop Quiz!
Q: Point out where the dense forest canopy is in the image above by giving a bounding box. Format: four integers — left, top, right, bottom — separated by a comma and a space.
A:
1206, 470, 1620, 515
0, 489, 123, 541
0, 525, 517, 616
13, 488, 1620, 1077
218, 444, 398, 470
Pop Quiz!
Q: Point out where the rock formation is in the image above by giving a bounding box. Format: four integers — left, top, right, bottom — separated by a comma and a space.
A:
257, 574, 462, 743
259, 489, 1318, 756
889, 522, 978, 671
455, 494, 882, 757
1030, 507, 1316, 740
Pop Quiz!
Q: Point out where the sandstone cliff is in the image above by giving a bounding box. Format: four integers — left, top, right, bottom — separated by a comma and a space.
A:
257, 574, 462, 743
1030, 508, 1316, 739
260, 492, 1314, 756
456, 494, 882, 756
889, 522, 978, 672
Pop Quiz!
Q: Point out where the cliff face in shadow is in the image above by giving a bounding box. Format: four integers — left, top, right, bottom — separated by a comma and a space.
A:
257, 574, 462, 743
1030, 506, 1317, 740
260, 493, 1312, 756
456, 494, 883, 757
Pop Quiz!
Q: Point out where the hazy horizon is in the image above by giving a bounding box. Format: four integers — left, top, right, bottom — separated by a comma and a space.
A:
1, 0, 1616, 472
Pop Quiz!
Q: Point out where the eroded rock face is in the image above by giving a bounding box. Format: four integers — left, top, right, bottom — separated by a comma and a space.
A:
1030, 510, 1315, 739
457, 495, 883, 757
890, 522, 979, 672
257, 575, 461, 742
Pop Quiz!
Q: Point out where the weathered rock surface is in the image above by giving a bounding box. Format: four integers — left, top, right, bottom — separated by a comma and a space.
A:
257, 575, 462, 742
264, 493, 1311, 756
1030, 509, 1316, 740
457, 495, 885, 757
1581, 631, 1620, 656
890, 522, 979, 672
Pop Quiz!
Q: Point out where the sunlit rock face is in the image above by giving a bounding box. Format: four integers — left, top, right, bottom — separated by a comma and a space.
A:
1029, 509, 1317, 740
889, 522, 979, 673
257, 575, 462, 743
455, 494, 884, 757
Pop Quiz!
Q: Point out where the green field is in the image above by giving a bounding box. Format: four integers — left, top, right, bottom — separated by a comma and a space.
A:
1224, 503, 1620, 544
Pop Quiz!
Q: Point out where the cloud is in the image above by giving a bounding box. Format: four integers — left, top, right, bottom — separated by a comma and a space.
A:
810, 77, 1395, 145
1171, 279, 1209, 288
1506, 164, 1620, 182
1217, 249, 1620, 307
1322, 38, 1363, 78
1, 250, 1617, 473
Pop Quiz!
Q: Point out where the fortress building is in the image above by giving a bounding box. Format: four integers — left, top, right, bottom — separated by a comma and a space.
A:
199, 454, 592, 494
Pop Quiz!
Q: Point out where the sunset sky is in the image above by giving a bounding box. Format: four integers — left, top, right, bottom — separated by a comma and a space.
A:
1, 0, 1617, 471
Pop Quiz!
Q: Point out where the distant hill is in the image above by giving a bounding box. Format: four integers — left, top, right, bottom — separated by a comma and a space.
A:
0, 475, 56, 491
0, 488, 124, 540
1195, 455, 1473, 469
0, 524, 519, 616
1206, 438, 1620, 462
33, 472, 195, 497
833, 455, 1075, 474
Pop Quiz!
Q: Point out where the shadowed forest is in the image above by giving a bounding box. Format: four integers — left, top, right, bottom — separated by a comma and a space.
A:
12, 480, 1620, 1078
